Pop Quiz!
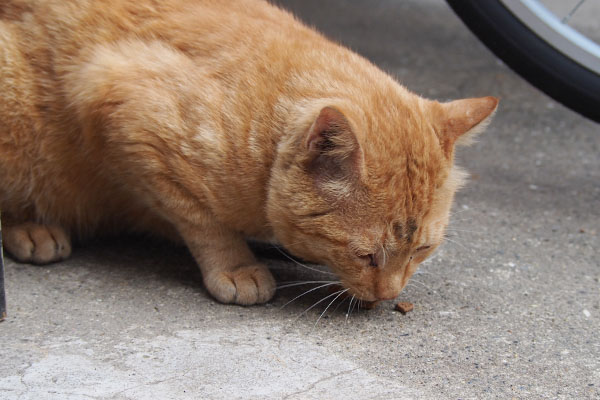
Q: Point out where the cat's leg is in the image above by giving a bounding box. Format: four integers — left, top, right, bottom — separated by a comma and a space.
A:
178, 219, 276, 305
0, 24, 72, 265
3, 222, 72, 265
63, 40, 275, 305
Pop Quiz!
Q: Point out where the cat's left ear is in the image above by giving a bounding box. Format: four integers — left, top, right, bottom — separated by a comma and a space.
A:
303, 106, 363, 184
436, 96, 499, 155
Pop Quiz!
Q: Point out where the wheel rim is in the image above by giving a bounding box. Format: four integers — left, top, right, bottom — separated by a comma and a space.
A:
500, 0, 600, 75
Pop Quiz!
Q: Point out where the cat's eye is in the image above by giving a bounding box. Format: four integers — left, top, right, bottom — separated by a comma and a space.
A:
416, 245, 431, 252
359, 254, 378, 268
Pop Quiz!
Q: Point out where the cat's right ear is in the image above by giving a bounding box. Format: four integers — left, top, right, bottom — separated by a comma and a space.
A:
303, 106, 362, 185
435, 96, 499, 156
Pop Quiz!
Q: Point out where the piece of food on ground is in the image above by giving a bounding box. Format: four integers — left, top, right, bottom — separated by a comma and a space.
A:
394, 302, 414, 314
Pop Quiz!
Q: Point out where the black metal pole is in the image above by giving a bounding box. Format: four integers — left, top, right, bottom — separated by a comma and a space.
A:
0, 215, 6, 321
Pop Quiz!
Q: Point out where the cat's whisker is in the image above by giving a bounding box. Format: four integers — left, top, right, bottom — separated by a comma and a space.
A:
313, 288, 349, 327
352, 296, 361, 315
409, 278, 432, 290
331, 292, 351, 314
276, 280, 338, 290
445, 231, 468, 240
280, 282, 341, 309
272, 246, 336, 276
345, 295, 356, 323
450, 206, 475, 216
413, 269, 433, 276
443, 235, 469, 250
294, 289, 346, 322
381, 244, 388, 268
445, 227, 484, 234
408, 278, 442, 297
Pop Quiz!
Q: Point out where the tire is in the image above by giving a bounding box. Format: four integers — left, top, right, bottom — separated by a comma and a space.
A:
446, 0, 600, 123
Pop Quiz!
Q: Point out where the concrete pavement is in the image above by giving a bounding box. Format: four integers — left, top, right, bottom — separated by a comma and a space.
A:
1, 0, 599, 398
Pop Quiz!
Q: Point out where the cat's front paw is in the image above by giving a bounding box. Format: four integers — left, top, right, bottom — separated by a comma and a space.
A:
204, 263, 276, 305
3, 223, 72, 264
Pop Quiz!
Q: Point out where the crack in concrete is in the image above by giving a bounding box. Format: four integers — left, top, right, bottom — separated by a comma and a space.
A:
0, 388, 24, 398
282, 367, 359, 400
7, 358, 105, 400
46, 391, 102, 400
108, 366, 197, 400
16, 360, 33, 400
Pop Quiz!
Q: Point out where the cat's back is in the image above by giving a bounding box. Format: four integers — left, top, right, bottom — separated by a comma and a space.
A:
0, 0, 337, 233
3, 0, 307, 55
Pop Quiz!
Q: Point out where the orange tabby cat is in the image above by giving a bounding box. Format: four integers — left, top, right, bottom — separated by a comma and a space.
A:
0, 0, 497, 305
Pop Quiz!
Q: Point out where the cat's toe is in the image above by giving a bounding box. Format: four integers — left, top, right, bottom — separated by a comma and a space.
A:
205, 264, 276, 305
3, 223, 72, 264
232, 264, 276, 305
3, 224, 35, 262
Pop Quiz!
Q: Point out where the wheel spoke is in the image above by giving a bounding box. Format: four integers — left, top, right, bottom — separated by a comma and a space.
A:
562, 0, 586, 24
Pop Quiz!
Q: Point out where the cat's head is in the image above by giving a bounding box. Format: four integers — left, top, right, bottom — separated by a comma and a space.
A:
268, 95, 497, 301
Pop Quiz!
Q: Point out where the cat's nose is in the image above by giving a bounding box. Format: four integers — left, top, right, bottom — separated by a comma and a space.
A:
375, 279, 400, 301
